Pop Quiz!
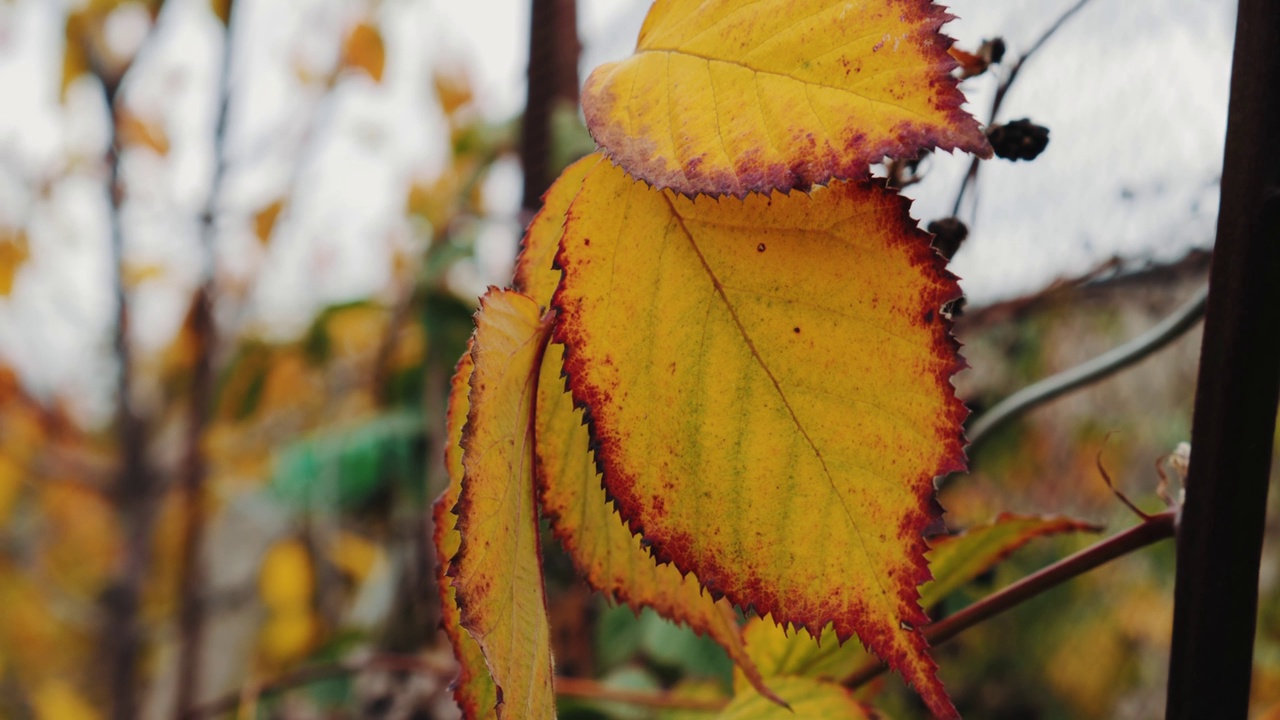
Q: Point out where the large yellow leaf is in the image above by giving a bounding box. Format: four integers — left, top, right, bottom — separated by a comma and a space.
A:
517, 155, 779, 705
433, 344, 499, 720
720, 676, 874, 719
737, 513, 1101, 687
582, 0, 990, 197
448, 290, 556, 719
553, 160, 964, 717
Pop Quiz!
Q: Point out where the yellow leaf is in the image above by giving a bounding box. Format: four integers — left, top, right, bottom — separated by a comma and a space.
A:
210, 0, 230, 25
516, 156, 781, 705
32, 679, 101, 720
259, 539, 314, 611
720, 676, 873, 719
39, 481, 120, 595
330, 530, 380, 582
0, 230, 30, 296
121, 262, 165, 286
434, 67, 475, 118
582, 0, 990, 197
433, 345, 499, 720
342, 22, 386, 83
736, 513, 1100, 688
61, 11, 92, 102
0, 454, 24, 522
553, 159, 964, 717
258, 607, 319, 666
253, 199, 285, 246
448, 290, 556, 719
116, 110, 169, 155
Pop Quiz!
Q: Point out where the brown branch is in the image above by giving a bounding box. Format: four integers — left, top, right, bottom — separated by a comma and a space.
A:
845, 511, 1176, 688
520, 0, 581, 212
173, 4, 237, 715
951, 0, 1098, 218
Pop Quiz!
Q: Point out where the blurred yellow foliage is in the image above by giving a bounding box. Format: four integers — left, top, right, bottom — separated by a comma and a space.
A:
32, 678, 101, 720
253, 199, 285, 246
323, 305, 387, 361
0, 455, 24, 522
341, 22, 385, 83
0, 229, 29, 296
116, 110, 169, 155
39, 482, 121, 595
330, 530, 380, 583
259, 539, 314, 610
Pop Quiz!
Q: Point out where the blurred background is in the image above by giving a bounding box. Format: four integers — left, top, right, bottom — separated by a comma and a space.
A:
0, 0, 1275, 718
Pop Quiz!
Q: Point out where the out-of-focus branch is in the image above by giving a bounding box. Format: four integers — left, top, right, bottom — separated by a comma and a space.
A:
520, 0, 580, 213
174, 2, 238, 716
951, 0, 1098, 218
965, 283, 1208, 449
81, 4, 168, 719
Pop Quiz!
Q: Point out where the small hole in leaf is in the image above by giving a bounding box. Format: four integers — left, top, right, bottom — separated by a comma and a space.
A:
793, 327, 801, 334
757, 243, 766, 252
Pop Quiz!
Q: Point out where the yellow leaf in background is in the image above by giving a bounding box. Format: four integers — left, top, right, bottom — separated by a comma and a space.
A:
720, 676, 873, 719
253, 199, 285, 246
389, 321, 427, 371
259, 351, 316, 415
433, 344, 499, 720
341, 22, 386, 83
434, 67, 474, 118
0, 230, 30, 296
39, 482, 120, 595
330, 531, 380, 583
259, 539, 314, 611
209, 0, 230, 25
258, 608, 319, 666
448, 290, 556, 719
323, 304, 388, 361
116, 110, 169, 155
515, 155, 781, 705
121, 262, 165, 287
581, 0, 990, 197
553, 160, 964, 717
32, 679, 101, 720
61, 12, 92, 101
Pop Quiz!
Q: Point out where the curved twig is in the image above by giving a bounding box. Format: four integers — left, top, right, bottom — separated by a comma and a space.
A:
966, 283, 1208, 448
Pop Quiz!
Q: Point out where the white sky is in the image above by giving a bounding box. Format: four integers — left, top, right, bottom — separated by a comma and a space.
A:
0, 0, 1235, 422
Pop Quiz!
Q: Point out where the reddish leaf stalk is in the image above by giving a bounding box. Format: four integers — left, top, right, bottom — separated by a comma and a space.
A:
1166, 0, 1280, 715
845, 512, 1176, 688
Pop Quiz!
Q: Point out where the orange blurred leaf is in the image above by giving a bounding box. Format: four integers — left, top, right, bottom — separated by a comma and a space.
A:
581, 0, 990, 197
447, 290, 556, 719
0, 229, 30, 296
553, 158, 965, 717
341, 21, 386, 83
253, 199, 285, 246
116, 110, 170, 155
210, 0, 231, 25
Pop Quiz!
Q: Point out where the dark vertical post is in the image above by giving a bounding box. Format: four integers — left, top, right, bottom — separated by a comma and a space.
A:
1166, 0, 1280, 717
520, 0, 581, 212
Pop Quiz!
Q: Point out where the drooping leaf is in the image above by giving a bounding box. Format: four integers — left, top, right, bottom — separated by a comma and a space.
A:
434, 345, 499, 720
341, 21, 386, 83
720, 676, 875, 719
553, 160, 964, 717
270, 412, 422, 511
581, 0, 990, 197
515, 155, 780, 705
448, 290, 556, 719
737, 513, 1101, 686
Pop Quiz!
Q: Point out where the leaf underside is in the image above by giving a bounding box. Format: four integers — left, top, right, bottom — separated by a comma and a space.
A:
553, 158, 965, 717
582, 0, 991, 197
447, 291, 556, 719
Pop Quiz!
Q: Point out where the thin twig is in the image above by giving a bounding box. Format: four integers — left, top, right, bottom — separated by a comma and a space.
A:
951, 0, 1098, 218
845, 511, 1177, 688
965, 283, 1208, 449
174, 2, 238, 715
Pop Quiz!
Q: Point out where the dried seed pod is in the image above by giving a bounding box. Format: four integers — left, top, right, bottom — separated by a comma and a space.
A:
987, 119, 1050, 161
927, 217, 969, 260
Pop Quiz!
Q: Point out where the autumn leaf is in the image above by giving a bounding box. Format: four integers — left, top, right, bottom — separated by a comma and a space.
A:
581, 0, 991, 197
342, 22, 386, 83
253, 199, 285, 246
0, 229, 30, 296
553, 160, 965, 717
116, 110, 170, 155
737, 513, 1100, 687
513, 155, 781, 706
210, 0, 231, 25
433, 344, 499, 720
720, 677, 874, 719
448, 290, 556, 719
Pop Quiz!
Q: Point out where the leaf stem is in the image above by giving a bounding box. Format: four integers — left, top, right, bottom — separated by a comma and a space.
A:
845, 511, 1176, 688
965, 283, 1207, 449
